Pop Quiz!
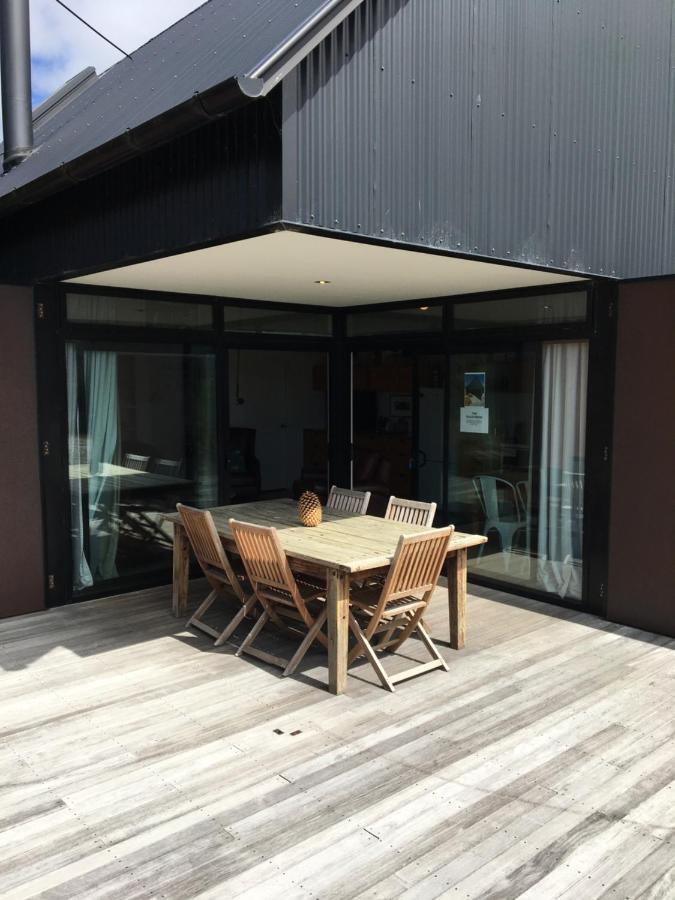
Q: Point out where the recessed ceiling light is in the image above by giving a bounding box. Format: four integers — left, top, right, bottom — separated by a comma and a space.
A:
314, 279, 332, 285
419, 305, 429, 311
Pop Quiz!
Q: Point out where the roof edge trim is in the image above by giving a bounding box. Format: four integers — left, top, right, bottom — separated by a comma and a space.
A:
236, 77, 265, 99
0, 77, 251, 217
247, 0, 366, 95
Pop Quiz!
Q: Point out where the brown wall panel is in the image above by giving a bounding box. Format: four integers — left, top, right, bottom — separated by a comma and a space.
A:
607, 280, 675, 637
0, 286, 45, 617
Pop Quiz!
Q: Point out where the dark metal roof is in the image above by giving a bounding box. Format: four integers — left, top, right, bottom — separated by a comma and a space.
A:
0, 0, 364, 211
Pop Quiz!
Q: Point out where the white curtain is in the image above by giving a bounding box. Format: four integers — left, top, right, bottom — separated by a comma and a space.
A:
67, 346, 93, 590
537, 341, 588, 600
67, 346, 120, 588
192, 355, 218, 507
85, 351, 120, 581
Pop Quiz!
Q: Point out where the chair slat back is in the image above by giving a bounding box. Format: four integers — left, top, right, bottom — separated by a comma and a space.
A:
327, 485, 371, 515
381, 526, 454, 605
177, 503, 231, 573
123, 453, 150, 471
384, 496, 437, 528
154, 458, 183, 477
228, 519, 296, 595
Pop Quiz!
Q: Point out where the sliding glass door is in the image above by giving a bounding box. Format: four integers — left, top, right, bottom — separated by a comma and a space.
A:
227, 349, 328, 502
66, 342, 217, 594
53, 285, 595, 609
447, 341, 588, 602
352, 350, 445, 515
350, 336, 589, 604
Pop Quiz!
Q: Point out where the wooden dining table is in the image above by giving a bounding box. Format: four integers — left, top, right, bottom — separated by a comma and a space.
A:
164, 499, 487, 695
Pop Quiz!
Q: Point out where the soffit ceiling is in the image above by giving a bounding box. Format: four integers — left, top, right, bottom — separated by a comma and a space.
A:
67, 231, 585, 306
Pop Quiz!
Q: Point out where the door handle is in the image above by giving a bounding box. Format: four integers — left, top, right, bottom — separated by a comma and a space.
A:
410, 449, 428, 470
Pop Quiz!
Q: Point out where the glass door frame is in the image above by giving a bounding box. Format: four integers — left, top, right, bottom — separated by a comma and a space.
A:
349, 346, 449, 518
222, 344, 331, 503
35, 284, 335, 607
35, 278, 614, 618
341, 280, 616, 617
63, 337, 219, 598
443, 336, 545, 597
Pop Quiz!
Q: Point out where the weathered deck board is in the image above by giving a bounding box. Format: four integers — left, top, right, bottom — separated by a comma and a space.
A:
0, 580, 673, 899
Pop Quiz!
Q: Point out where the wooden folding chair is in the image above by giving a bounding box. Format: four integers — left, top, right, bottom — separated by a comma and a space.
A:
365, 496, 438, 593
176, 504, 255, 647
385, 495, 437, 527
348, 526, 454, 691
229, 519, 328, 677
327, 485, 371, 515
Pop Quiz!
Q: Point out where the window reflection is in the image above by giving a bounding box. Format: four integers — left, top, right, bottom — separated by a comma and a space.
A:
454, 292, 587, 329
67, 344, 217, 591
227, 350, 328, 502
448, 341, 587, 601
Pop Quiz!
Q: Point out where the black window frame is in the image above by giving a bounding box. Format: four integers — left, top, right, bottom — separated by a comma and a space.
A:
341, 280, 612, 616
36, 277, 614, 618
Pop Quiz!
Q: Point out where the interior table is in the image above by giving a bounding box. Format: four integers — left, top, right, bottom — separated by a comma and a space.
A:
164, 499, 487, 695
69, 462, 191, 493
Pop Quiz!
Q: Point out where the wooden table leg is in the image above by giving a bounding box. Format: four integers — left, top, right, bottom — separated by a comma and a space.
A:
447, 548, 467, 650
327, 569, 350, 695
172, 522, 190, 618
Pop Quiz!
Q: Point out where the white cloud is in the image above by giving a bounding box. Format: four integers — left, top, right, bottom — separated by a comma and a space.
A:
27, 0, 205, 104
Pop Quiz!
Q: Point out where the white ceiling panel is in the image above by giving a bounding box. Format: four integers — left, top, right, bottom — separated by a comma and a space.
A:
68, 231, 585, 305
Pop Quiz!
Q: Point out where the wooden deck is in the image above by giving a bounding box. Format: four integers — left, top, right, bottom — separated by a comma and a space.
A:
1, 581, 674, 899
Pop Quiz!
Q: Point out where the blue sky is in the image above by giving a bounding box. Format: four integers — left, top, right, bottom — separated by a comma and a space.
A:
27, 0, 204, 107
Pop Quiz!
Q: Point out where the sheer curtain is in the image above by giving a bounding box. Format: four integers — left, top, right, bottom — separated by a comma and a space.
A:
537, 341, 588, 599
67, 345, 120, 588
85, 351, 120, 581
67, 346, 93, 590
191, 355, 218, 507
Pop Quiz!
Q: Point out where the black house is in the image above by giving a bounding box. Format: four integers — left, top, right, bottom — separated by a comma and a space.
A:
0, 0, 672, 637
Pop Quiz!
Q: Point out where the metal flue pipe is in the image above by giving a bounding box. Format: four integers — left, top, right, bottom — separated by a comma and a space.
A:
0, 0, 33, 171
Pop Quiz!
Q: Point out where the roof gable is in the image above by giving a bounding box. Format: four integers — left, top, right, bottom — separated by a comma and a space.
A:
0, 0, 364, 210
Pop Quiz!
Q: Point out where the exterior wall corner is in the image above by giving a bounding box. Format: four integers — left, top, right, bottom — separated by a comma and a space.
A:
0, 284, 46, 618
607, 279, 675, 637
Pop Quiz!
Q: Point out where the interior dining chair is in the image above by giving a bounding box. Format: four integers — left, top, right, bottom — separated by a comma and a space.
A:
228, 519, 328, 677
384, 495, 437, 527
473, 475, 526, 570
348, 526, 454, 692
123, 452, 151, 471
176, 504, 256, 646
327, 485, 371, 515
515, 480, 529, 517
153, 458, 183, 477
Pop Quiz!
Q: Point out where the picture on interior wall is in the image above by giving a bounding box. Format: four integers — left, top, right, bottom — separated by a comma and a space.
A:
390, 394, 413, 416
461, 371, 489, 434
464, 372, 486, 406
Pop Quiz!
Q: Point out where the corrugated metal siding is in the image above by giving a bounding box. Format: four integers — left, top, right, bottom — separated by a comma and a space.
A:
283, 0, 675, 279
0, 0, 341, 199
0, 100, 281, 283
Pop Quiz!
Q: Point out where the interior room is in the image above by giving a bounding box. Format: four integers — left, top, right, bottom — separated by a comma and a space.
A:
227, 349, 328, 501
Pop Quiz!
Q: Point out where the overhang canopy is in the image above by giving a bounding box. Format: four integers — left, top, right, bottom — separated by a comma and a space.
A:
67, 231, 584, 305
